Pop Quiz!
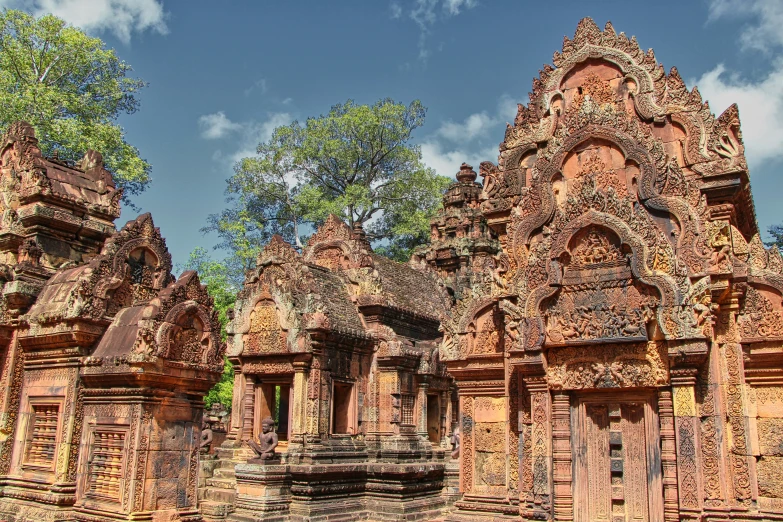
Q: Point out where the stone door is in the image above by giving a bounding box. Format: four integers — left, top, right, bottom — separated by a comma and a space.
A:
573, 392, 663, 522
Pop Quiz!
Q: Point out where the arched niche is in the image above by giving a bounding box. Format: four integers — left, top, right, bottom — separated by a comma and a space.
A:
559, 58, 624, 113
156, 300, 217, 366
104, 246, 163, 315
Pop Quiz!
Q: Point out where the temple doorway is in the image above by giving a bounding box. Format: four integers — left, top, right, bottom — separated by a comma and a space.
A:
254, 379, 292, 445
427, 394, 440, 443
572, 391, 663, 522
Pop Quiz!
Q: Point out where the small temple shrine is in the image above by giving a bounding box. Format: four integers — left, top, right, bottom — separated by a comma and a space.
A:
0, 15, 781, 522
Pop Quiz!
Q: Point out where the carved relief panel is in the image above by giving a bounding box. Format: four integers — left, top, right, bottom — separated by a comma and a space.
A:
463, 396, 508, 497
547, 342, 668, 390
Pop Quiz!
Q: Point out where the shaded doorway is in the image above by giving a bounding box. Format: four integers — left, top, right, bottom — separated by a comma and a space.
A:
254, 380, 292, 443
427, 394, 441, 443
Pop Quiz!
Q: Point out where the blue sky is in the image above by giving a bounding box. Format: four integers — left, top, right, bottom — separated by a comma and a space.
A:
2, 0, 783, 270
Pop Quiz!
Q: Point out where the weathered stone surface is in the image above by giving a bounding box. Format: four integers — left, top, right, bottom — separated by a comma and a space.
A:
0, 122, 225, 522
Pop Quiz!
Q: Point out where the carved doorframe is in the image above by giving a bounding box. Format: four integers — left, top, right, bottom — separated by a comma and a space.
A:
571, 389, 664, 522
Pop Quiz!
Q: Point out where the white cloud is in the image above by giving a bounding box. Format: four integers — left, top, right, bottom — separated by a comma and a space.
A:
397, 0, 479, 62
692, 62, 783, 167
389, 1, 402, 19
420, 94, 515, 178
708, 0, 783, 53
0, 0, 168, 44
210, 112, 293, 167
696, 0, 783, 167
244, 78, 268, 97
442, 0, 476, 16
198, 111, 243, 140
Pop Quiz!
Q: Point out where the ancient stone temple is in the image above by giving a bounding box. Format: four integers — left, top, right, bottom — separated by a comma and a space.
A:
424, 17, 782, 522
199, 215, 456, 521
205, 17, 783, 522
0, 122, 225, 521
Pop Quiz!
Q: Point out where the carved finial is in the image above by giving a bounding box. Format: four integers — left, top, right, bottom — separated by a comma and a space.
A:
456, 163, 477, 183
4, 121, 36, 141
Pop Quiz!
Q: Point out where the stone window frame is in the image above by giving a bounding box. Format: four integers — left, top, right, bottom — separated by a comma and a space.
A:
330, 379, 358, 436
21, 397, 64, 472
83, 424, 130, 505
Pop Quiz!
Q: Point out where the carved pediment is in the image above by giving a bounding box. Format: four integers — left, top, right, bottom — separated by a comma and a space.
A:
738, 285, 783, 341
244, 300, 287, 355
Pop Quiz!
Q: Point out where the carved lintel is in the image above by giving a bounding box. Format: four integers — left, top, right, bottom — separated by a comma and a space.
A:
667, 340, 709, 370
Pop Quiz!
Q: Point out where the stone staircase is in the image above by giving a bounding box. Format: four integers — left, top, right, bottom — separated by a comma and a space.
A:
199, 445, 254, 520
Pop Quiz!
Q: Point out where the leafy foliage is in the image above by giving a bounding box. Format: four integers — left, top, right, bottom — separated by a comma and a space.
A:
204, 357, 234, 411
181, 247, 238, 411
0, 9, 150, 200
206, 98, 450, 267
767, 224, 783, 252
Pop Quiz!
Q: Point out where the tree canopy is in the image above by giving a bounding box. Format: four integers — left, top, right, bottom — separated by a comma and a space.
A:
206, 98, 450, 272
0, 9, 150, 199
181, 247, 237, 410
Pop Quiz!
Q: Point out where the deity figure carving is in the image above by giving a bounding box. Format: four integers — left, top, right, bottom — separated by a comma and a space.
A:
248, 417, 279, 462
451, 427, 460, 459
200, 418, 213, 454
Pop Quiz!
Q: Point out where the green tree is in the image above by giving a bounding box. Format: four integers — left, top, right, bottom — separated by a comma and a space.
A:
0, 9, 150, 200
207, 98, 450, 264
181, 247, 237, 410
767, 224, 783, 252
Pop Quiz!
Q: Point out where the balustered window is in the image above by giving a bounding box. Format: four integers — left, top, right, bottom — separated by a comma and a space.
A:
23, 403, 60, 468
86, 428, 127, 503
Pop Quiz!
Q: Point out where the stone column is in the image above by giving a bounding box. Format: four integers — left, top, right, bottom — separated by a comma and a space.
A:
227, 369, 245, 441
551, 390, 572, 521
658, 388, 679, 522
440, 389, 449, 449
290, 362, 308, 445
672, 369, 702, 518
241, 374, 255, 442
528, 377, 552, 521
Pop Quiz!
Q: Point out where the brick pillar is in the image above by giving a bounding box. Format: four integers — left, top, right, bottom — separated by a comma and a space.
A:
551, 391, 573, 521
658, 388, 679, 522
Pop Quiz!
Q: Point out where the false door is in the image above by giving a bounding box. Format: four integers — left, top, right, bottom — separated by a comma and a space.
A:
573, 393, 663, 522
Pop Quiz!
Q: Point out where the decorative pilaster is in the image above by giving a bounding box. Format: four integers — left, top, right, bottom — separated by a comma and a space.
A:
551, 391, 572, 521
306, 361, 322, 442
528, 377, 552, 521
658, 388, 679, 522
672, 369, 702, 517
417, 381, 429, 439
460, 395, 474, 494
